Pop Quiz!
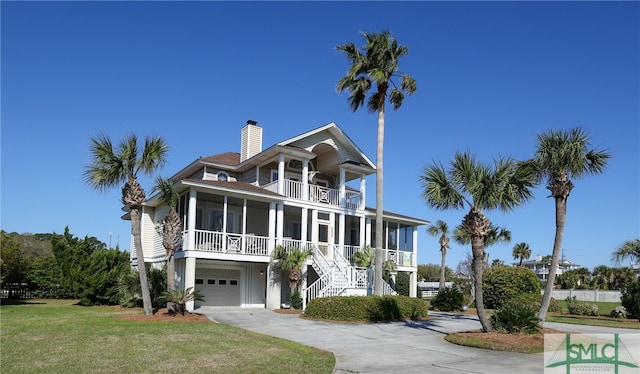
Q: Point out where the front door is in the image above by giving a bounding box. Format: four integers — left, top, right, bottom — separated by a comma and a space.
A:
317, 220, 331, 258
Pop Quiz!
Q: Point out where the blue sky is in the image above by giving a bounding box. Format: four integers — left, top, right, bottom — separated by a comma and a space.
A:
2, 1, 638, 272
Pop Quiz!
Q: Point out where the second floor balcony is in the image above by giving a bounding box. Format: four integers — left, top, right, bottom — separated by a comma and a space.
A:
263, 179, 363, 210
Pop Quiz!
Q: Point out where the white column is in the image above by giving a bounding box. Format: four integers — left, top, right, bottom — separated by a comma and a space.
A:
359, 216, 366, 248
185, 257, 196, 311
339, 167, 346, 207
277, 154, 285, 195
276, 202, 284, 245
409, 271, 417, 298
301, 207, 308, 243
242, 199, 247, 253
338, 213, 345, 253
187, 190, 197, 250
266, 262, 281, 310
222, 195, 228, 251
359, 175, 366, 210
413, 226, 418, 267
365, 218, 372, 246
302, 160, 309, 201
268, 202, 276, 253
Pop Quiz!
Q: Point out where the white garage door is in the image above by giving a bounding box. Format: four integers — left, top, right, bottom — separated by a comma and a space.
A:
195, 269, 241, 306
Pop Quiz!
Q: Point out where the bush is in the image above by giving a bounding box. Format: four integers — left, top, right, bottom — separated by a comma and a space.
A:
610, 306, 627, 319
159, 287, 205, 316
513, 293, 561, 313
291, 289, 303, 309
482, 266, 542, 310
430, 287, 464, 312
490, 299, 541, 334
303, 295, 428, 322
567, 299, 599, 316
621, 280, 640, 320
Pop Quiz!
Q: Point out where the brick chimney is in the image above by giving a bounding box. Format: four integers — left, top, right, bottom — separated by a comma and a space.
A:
241, 120, 262, 162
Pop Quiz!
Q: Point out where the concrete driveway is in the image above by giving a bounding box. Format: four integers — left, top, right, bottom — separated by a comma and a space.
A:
196, 307, 546, 374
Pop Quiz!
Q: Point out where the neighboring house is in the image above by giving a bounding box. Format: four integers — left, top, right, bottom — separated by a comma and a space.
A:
127, 121, 429, 311
516, 254, 581, 282
417, 281, 454, 298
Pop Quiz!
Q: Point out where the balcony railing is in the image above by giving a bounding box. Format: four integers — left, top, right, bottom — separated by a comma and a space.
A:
190, 229, 270, 256
263, 179, 362, 209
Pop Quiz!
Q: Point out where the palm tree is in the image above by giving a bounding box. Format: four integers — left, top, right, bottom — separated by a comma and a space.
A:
426, 220, 451, 290
84, 134, 169, 316
352, 245, 375, 268
271, 246, 314, 302
528, 127, 610, 324
420, 151, 535, 332
512, 242, 531, 267
152, 176, 182, 292
611, 239, 640, 266
336, 29, 417, 296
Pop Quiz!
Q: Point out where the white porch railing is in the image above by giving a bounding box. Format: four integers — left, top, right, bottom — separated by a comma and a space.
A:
191, 229, 269, 256
262, 179, 363, 209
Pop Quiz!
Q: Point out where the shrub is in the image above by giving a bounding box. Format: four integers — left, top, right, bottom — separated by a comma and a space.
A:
621, 280, 640, 320
610, 306, 627, 319
159, 287, 205, 316
303, 295, 428, 322
513, 293, 561, 313
291, 289, 303, 309
567, 300, 599, 316
482, 267, 542, 310
430, 287, 464, 312
490, 299, 541, 334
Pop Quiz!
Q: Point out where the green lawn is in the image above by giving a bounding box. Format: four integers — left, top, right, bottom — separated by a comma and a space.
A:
0, 299, 335, 374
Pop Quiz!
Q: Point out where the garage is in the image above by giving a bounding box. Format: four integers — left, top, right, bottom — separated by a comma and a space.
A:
195, 268, 241, 306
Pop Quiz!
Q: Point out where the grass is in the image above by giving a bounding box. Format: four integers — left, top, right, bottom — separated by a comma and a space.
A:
445, 301, 639, 354
0, 299, 335, 374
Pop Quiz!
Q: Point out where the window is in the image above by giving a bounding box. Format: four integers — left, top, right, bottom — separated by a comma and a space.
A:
288, 159, 303, 170
195, 278, 204, 285
207, 279, 216, 285
218, 279, 227, 285
230, 279, 238, 286
217, 172, 229, 182
271, 170, 278, 182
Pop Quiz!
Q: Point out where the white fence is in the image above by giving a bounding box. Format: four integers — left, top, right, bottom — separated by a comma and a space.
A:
548, 289, 622, 303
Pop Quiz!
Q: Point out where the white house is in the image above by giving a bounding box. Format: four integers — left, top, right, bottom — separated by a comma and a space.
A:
127, 121, 429, 311
516, 254, 581, 282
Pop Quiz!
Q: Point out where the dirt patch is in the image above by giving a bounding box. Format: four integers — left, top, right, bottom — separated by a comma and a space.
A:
447, 327, 565, 353
274, 308, 303, 315
114, 307, 211, 322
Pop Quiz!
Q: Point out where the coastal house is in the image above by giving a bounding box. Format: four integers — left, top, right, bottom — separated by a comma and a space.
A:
128, 121, 429, 311
516, 254, 581, 282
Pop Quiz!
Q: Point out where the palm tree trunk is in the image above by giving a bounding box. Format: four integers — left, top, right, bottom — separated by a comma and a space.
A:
439, 249, 446, 290
472, 237, 492, 332
538, 196, 567, 325
374, 107, 385, 296
131, 208, 154, 316
519, 257, 523, 267
167, 251, 176, 290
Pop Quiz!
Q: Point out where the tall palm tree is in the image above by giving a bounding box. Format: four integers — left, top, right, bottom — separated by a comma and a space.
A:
528, 127, 610, 324
420, 151, 535, 332
611, 239, 640, 266
337, 29, 417, 296
152, 176, 182, 291
426, 220, 451, 290
512, 242, 531, 267
271, 246, 314, 299
84, 134, 169, 316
